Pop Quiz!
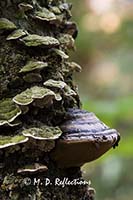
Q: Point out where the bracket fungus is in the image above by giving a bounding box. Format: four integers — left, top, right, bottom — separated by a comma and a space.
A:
0, 18, 17, 31
17, 163, 48, 175
18, 3, 34, 12
0, 135, 28, 149
34, 7, 56, 22
51, 108, 120, 168
6, 29, 28, 40
13, 86, 60, 107
19, 61, 48, 73
21, 34, 59, 48
21, 126, 62, 152
43, 79, 76, 98
22, 126, 62, 140
53, 48, 69, 59
0, 98, 22, 127
0, 125, 62, 153
66, 62, 82, 73
43, 79, 67, 89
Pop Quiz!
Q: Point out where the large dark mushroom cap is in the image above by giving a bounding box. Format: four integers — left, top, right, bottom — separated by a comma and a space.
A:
51, 109, 120, 168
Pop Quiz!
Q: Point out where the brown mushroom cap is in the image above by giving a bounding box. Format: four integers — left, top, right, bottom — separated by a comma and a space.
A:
51, 109, 120, 168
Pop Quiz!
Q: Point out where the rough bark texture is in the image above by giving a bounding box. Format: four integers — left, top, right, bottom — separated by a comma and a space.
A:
0, 0, 94, 199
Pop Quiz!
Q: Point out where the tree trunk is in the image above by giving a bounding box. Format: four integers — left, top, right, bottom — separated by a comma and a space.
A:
0, 0, 95, 199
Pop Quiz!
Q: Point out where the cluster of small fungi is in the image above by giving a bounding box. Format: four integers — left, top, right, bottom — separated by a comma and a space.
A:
0, 0, 120, 199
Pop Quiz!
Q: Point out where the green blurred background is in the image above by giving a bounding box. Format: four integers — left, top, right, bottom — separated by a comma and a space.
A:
68, 0, 133, 199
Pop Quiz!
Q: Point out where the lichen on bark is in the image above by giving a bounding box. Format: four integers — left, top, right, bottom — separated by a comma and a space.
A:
0, 0, 94, 199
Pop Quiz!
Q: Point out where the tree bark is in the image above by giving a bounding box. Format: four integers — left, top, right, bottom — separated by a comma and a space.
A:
0, 0, 95, 199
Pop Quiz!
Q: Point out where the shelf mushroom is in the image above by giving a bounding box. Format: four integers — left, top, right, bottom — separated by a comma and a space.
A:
51, 108, 120, 168
17, 163, 48, 175
0, 18, 17, 31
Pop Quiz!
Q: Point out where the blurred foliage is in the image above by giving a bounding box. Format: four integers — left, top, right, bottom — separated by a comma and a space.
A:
69, 0, 133, 199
